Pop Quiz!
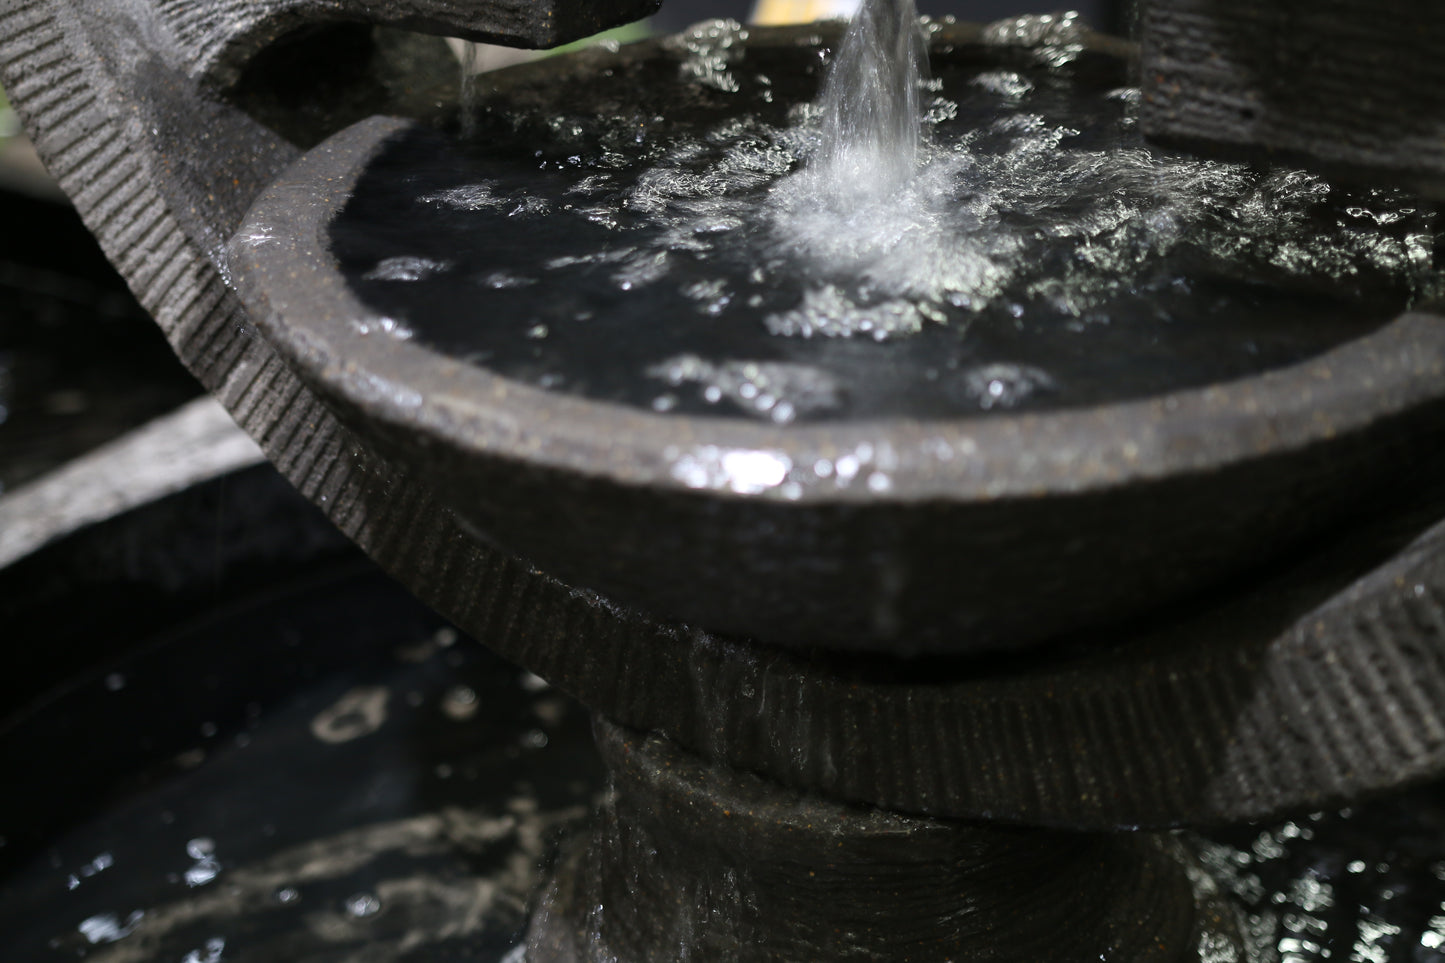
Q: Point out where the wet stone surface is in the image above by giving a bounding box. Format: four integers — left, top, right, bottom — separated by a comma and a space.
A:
0, 190, 200, 493
330, 24, 1439, 424
0, 567, 600, 962
1194, 791, 1445, 963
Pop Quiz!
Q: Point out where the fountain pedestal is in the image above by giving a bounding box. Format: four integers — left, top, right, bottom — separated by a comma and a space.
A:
530, 720, 1240, 963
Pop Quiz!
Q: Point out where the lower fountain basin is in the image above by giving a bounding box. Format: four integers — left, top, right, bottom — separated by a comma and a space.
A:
228, 24, 1445, 655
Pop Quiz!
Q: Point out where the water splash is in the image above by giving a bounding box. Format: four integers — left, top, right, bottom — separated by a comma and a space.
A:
766, 0, 951, 335
666, 19, 750, 93
812, 0, 925, 198
981, 11, 1087, 68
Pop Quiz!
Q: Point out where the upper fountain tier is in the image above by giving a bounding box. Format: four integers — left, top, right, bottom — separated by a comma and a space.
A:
12, 0, 1445, 824
227, 22, 1445, 655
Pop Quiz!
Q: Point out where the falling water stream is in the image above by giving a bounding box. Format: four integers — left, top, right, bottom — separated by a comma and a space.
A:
811, 0, 924, 200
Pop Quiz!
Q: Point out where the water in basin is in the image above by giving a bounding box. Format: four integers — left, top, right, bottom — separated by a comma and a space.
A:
329, 15, 1440, 425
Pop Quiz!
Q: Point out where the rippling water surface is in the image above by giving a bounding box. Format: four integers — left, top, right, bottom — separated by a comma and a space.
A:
330, 17, 1439, 423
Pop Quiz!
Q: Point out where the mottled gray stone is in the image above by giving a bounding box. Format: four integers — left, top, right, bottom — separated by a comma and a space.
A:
1141, 0, 1445, 197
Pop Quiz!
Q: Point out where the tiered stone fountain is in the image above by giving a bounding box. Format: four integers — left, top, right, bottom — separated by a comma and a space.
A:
3, 0, 1445, 960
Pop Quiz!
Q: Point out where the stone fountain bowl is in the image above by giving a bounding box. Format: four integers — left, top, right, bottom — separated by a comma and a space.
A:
227, 35, 1445, 657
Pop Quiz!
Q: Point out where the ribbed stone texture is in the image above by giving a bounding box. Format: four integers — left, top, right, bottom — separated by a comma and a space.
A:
156, 0, 660, 87
1141, 0, 1445, 197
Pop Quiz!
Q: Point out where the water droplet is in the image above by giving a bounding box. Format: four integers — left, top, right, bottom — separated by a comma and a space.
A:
311, 686, 390, 743
345, 892, 382, 918
185, 859, 222, 888
963, 363, 1056, 411
78, 911, 143, 945
442, 685, 480, 721
180, 936, 226, 963
362, 255, 450, 282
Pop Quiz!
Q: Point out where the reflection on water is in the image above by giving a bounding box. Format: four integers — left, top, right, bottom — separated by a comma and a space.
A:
0, 569, 601, 962
5, 565, 1445, 961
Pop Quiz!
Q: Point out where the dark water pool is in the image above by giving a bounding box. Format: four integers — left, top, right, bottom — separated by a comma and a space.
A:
330, 26, 1438, 424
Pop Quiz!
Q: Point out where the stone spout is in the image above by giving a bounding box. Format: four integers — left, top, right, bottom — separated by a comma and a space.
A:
131, 0, 662, 88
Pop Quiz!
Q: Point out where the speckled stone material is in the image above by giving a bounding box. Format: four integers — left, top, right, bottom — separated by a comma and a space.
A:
527, 719, 1242, 963
1140, 0, 1445, 198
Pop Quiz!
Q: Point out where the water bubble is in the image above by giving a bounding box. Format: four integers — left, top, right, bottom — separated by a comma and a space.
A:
180, 937, 226, 963
311, 687, 390, 743
981, 11, 1086, 68
420, 183, 505, 211
666, 19, 749, 93
69, 851, 114, 889
766, 287, 928, 341
349, 315, 414, 339
185, 838, 222, 887
345, 892, 383, 918
442, 685, 481, 721
481, 269, 537, 289
78, 911, 143, 944
646, 354, 842, 423
962, 363, 1056, 411
972, 70, 1033, 98
274, 886, 300, 904
362, 256, 450, 282
509, 196, 550, 217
